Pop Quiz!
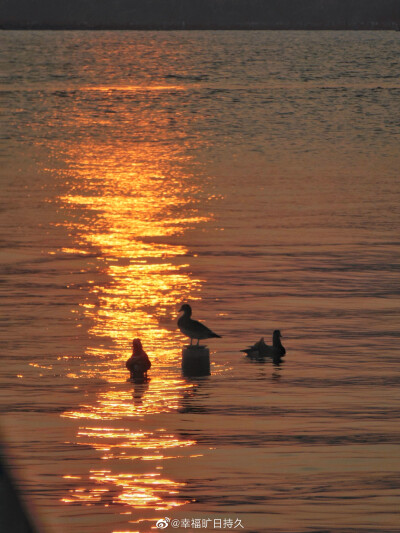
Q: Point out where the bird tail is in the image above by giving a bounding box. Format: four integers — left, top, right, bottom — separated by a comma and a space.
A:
211, 333, 222, 338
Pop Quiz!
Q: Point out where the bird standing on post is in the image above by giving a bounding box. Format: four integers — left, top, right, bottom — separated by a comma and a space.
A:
178, 304, 222, 346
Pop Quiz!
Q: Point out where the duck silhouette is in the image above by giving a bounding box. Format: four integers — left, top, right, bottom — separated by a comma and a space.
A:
178, 304, 221, 346
126, 338, 151, 380
242, 330, 286, 359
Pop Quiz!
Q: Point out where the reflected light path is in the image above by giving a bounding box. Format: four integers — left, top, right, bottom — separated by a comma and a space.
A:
61, 471, 187, 511
57, 141, 211, 520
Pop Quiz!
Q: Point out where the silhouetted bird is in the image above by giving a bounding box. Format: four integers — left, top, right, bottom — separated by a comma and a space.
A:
126, 338, 151, 379
242, 330, 285, 359
178, 304, 221, 346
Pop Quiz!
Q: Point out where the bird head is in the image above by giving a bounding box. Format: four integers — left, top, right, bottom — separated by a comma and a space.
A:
132, 338, 143, 350
179, 303, 192, 316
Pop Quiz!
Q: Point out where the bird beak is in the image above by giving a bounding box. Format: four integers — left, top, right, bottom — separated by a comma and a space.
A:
178, 305, 184, 312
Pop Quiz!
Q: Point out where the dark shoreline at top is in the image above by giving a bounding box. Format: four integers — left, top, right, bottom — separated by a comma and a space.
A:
1, 25, 399, 31
1, 0, 399, 32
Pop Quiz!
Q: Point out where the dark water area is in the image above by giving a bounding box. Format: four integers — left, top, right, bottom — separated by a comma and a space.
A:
1, 31, 400, 533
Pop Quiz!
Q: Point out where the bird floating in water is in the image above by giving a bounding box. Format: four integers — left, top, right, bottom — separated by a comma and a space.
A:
178, 303, 222, 346
242, 330, 286, 359
126, 338, 151, 380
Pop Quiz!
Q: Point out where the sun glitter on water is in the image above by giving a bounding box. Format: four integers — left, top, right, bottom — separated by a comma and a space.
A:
56, 140, 211, 515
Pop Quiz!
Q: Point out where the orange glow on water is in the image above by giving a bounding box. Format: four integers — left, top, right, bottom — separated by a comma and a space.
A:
58, 141, 209, 513
61, 470, 187, 510
81, 85, 188, 92
75, 426, 196, 453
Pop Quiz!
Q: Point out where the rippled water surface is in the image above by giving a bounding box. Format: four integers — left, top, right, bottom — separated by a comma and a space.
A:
1, 31, 400, 533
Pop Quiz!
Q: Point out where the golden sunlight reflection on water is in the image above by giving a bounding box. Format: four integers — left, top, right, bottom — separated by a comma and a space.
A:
61, 470, 187, 511
58, 142, 210, 514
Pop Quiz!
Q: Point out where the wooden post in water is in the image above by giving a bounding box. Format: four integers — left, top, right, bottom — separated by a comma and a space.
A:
182, 345, 210, 377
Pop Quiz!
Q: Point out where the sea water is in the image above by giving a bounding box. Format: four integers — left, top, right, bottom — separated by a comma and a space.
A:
1, 30, 400, 533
